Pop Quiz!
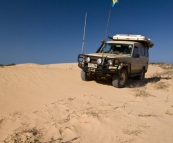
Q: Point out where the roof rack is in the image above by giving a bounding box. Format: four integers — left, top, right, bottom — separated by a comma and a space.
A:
111, 34, 154, 48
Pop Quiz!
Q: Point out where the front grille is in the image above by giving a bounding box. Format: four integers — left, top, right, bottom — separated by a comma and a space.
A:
90, 59, 97, 64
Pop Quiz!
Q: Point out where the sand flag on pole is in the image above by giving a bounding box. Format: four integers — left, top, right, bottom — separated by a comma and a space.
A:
104, 0, 120, 40
112, 0, 118, 7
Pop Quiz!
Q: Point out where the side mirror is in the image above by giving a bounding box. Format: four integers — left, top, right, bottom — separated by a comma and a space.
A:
134, 54, 140, 58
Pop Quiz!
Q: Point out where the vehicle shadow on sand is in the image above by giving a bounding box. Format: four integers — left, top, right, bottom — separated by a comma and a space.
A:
125, 77, 161, 88
94, 76, 165, 88
95, 79, 112, 86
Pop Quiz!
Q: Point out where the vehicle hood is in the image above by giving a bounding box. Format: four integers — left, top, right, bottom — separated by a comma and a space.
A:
86, 53, 130, 59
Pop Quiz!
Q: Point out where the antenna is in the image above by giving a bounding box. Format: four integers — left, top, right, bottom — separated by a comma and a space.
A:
81, 12, 87, 54
104, 6, 112, 40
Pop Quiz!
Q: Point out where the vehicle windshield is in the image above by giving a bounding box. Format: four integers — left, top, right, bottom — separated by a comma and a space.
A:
102, 43, 133, 55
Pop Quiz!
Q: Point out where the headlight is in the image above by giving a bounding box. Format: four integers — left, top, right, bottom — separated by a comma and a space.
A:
114, 59, 119, 65
85, 57, 90, 63
97, 58, 102, 64
108, 59, 113, 65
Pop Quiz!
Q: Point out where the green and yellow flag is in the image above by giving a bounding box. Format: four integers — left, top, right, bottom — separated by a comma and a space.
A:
112, 0, 118, 7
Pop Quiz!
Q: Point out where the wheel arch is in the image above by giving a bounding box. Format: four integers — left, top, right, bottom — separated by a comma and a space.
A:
142, 66, 146, 72
122, 65, 130, 75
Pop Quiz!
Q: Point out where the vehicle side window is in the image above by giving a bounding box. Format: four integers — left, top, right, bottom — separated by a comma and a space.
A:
140, 46, 145, 56
145, 48, 149, 57
133, 46, 138, 57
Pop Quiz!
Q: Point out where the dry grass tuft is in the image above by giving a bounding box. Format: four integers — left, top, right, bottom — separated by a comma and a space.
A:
156, 62, 173, 69
138, 114, 157, 117
4, 127, 42, 143
123, 129, 142, 136
153, 82, 169, 90
151, 72, 161, 78
150, 62, 173, 69
149, 72, 162, 82
130, 84, 152, 97
165, 110, 173, 116
163, 70, 173, 78
134, 87, 150, 97
150, 71, 173, 81
150, 72, 171, 90
162, 71, 173, 81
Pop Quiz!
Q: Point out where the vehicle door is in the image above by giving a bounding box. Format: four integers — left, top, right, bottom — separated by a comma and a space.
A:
131, 43, 142, 74
139, 44, 149, 71
145, 47, 149, 70
131, 45, 140, 73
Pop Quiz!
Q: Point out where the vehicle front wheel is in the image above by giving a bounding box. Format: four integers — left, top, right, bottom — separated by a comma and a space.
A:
81, 70, 92, 81
112, 69, 127, 88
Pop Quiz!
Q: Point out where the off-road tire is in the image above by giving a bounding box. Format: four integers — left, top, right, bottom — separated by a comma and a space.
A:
136, 68, 145, 80
81, 70, 92, 81
112, 69, 127, 88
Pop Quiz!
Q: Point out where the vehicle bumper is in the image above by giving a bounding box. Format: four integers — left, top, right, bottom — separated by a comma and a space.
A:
78, 62, 120, 74
77, 54, 121, 74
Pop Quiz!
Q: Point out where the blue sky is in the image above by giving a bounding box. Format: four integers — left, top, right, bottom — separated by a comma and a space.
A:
0, 0, 173, 64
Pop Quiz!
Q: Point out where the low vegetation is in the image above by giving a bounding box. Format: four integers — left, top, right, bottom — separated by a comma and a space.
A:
150, 62, 173, 69
131, 62, 173, 95
130, 84, 152, 97
4, 127, 42, 143
0, 63, 16, 67
165, 110, 173, 116
138, 114, 157, 117
153, 82, 169, 90
151, 71, 173, 80
150, 71, 172, 90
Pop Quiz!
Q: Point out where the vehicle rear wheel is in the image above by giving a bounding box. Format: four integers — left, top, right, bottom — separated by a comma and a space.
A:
81, 70, 92, 81
112, 69, 127, 88
136, 68, 145, 80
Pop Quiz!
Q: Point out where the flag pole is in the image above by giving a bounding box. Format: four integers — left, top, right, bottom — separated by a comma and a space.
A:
101, 6, 112, 61
81, 12, 87, 54
104, 0, 118, 40
104, 6, 112, 40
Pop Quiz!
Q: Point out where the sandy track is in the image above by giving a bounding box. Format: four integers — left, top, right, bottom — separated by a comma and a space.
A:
0, 63, 173, 142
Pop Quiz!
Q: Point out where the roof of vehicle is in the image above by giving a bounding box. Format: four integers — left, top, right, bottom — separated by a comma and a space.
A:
106, 41, 137, 44
108, 34, 154, 48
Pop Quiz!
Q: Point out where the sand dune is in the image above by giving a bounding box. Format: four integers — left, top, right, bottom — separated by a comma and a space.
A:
0, 63, 173, 142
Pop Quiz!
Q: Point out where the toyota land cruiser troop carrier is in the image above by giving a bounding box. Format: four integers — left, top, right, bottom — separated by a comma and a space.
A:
78, 34, 154, 88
